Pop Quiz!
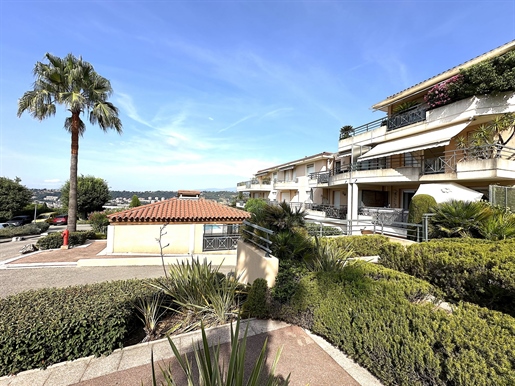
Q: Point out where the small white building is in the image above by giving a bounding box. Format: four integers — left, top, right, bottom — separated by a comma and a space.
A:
105, 191, 250, 255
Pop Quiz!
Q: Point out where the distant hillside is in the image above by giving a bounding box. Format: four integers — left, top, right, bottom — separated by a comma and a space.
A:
31, 189, 238, 205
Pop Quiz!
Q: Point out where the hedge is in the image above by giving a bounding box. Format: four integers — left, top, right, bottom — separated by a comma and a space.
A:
36, 230, 97, 250
0, 223, 49, 239
267, 261, 515, 386
0, 279, 161, 376
321, 235, 392, 257
380, 239, 515, 316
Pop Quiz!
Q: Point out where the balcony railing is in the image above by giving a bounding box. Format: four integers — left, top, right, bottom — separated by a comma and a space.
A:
387, 104, 428, 131
339, 117, 385, 140
422, 144, 515, 175
305, 203, 347, 219
237, 179, 272, 188
359, 206, 409, 224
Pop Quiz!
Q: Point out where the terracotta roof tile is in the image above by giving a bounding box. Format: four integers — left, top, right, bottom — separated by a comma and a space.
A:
108, 198, 251, 224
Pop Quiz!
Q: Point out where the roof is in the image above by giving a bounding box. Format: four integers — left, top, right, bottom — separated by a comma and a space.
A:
108, 198, 251, 224
255, 152, 334, 175
372, 40, 515, 112
177, 190, 201, 197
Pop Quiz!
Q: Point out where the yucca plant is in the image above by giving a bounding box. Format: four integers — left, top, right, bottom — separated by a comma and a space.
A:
150, 258, 245, 333
304, 236, 352, 272
134, 292, 168, 343
151, 318, 290, 386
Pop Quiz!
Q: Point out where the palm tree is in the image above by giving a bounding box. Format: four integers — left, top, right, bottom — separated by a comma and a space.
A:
17, 53, 122, 231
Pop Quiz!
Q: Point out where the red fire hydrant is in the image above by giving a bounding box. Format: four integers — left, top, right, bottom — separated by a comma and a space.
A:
61, 229, 70, 249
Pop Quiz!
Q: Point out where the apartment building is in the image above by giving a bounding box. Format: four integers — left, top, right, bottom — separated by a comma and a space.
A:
237, 152, 334, 208
239, 41, 515, 227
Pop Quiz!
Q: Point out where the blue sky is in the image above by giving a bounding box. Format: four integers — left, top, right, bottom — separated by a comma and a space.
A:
1, 0, 514, 191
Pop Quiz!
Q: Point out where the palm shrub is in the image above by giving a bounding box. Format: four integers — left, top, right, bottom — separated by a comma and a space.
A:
430, 199, 491, 238
407, 194, 437, 240
151, 318, 289, 386
477, 207, 515, 240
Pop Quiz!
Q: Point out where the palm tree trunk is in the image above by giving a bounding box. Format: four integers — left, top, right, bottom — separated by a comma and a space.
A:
68, 116, 79, 232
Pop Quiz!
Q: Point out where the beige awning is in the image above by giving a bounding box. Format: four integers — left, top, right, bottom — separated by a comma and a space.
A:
358, 122, 471, 162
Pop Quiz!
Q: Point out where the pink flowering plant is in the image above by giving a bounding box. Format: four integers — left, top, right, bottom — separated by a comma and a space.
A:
425, 74, 464, 109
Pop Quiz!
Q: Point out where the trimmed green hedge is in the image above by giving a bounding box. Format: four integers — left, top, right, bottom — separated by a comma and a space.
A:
0, 279, 161, 376
36, 230, 97, 250
321, 235, 391, 257
380, 239, 515, 316
0, 223, 49, 238
269, 261, 515, 386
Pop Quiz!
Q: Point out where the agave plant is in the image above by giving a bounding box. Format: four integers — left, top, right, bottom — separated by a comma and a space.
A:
151, 318, 290, 386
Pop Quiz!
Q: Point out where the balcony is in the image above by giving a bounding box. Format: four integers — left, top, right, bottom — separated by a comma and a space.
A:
236, 179, 272, 192
274, 177, 299, 190
305, 203, 347, 219
387, 104, 427, 131
422, 144, 515, 178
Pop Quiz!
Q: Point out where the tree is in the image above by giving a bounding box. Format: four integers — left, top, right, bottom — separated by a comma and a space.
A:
129, 194, 141, 208
17, 53, 122, 232
0, 177, 32, 221
61, 175, 111, 219
456, 113, 515, 159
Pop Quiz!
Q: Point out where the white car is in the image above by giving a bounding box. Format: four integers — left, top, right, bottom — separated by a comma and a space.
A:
0, 223, 13, 229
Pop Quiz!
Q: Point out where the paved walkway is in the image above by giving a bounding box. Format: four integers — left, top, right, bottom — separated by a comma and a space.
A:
0, 320, 382, 386
0, 241, 383, 386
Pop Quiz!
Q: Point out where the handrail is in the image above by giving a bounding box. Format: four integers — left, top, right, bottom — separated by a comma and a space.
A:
241, 220, 274, 255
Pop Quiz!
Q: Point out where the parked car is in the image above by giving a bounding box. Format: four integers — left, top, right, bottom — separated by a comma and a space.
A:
6, 215, 32, 227
32, 212, 58, 224
0, 223, 13, 229
52, 214, 68, 225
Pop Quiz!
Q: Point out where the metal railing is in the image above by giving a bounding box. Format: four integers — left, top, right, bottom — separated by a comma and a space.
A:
305, 203, 347, 219
203, 235, 240, 251
241, 220, 274, 255
237, 179, 272, 188
422, 144, 515, 175
339, 117, 386, 140
359, 207, 409, 223
387, 105, 428, 131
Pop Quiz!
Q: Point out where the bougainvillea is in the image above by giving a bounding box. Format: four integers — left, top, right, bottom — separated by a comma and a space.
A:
424, 74, 464, 109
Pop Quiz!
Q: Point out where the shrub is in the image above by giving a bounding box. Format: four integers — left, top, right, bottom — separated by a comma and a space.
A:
0, 279, 160, 376
321, 235, 391, 257
430, 200, 491, 238
242, 278, 270, 319
380, 239, 515, 317
304, 236, 352, 272
271, 262, 515, 385
407, 194, 437, 240
150, 258, 245, 332
305, 222, 343, 236
88, 211, 110, 233
36, 230, 97, 250
0, 223, 47, 238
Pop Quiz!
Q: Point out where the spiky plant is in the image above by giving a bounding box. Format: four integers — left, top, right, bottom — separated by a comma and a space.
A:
430, 200, 491, 238
151, 318, 290, 386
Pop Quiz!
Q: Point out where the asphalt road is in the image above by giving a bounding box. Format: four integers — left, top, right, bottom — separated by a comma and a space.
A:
0, 265, 169, 298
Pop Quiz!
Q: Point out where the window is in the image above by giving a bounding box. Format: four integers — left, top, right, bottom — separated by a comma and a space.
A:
306, 163, 315, 176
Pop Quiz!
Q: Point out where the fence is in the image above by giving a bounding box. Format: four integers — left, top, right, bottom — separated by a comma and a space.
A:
490, 185, 515, 210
